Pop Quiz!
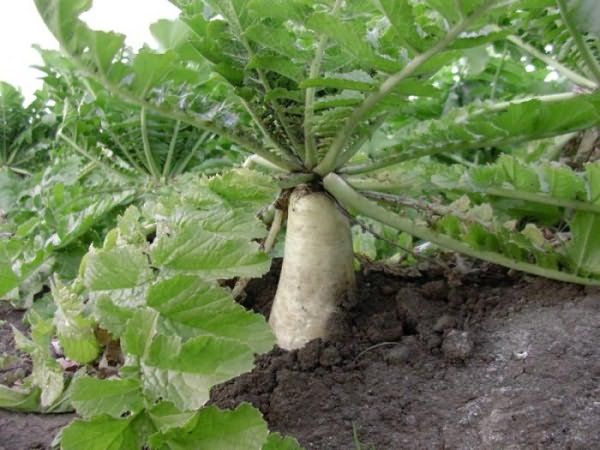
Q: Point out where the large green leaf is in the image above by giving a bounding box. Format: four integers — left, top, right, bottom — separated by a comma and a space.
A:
349, 93, 600, 173
71, 377, 145, 419
147, 401, 196, 433
0, 241, 21, 296
0, 168, 25, 211
148, 275, 274, 353
60, 414, 148, 450
83, 245, 152, 291
567, 163, 600, 275
149, 403, 269, 450
140, 334, 254, 410
150, 225, 270, 279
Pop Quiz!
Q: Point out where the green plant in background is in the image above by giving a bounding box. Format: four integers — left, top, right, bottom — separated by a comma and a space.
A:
0, 81, 56, 175
1, 0, 600, 448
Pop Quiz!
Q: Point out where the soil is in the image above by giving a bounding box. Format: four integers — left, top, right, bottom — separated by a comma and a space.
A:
211, 260, 600, 449
1, 260, 599, 449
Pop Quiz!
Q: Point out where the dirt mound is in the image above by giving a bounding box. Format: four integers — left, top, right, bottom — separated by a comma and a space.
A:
211, 263, 600, 449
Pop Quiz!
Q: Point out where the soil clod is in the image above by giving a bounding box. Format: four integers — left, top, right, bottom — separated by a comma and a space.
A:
441, 329, 474, 361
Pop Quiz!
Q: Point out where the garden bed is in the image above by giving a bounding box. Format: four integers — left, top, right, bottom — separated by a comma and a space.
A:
1, 260, 599, 449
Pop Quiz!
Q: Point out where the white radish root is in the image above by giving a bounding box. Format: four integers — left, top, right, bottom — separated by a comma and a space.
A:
269, 186, 355, 350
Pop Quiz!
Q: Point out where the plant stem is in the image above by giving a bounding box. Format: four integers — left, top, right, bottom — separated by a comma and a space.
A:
480, 92, 578, 113
304, 0, 343, 169
336, 114, 387, 169
314, 2, 494, 176
358, 182, 600, 215
490, 43, 508, 100
140, 108, 161, 180
57, 132, 132, 181
163, 120, 181, 179
172, 131, 210, 176
476, 186, 600, 214
276, 172, 315, 189
232, 208, 284, 299
324, 173, 600, 286
8, 166, 31, 176
243, 155, 287, 172
240, 99, 300, 165
223, 0, 303, 158
104, 128, 146, 174
506, 34, 597, 89
556, 0, 600, 85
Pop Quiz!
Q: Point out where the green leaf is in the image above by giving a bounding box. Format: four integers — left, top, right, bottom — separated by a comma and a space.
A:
374, 0, 423, 53
148, 275, 274, 353
147, 401, 195, 433
141, 334, 254, 410
150, 224, 270, 280
71, 377, 144, 419
0, 241, 20, 297
13, 322, 65, 408
52, 280, 100, 364
83, 246, 152, 291
207, 168, 278, 206
245, 24, 307, 59
587, 161, 600, 203
149, 403, 269, 450
0, 385, 42, 413
60, 414, 147, 450
542, 164, 586, 200
352, 225, 377, 260
93, 296, 134, 337
247, 0, 311, 22
121, 308, 159, 357
360, 92, 600, 171
0, 168, 25, 212
247, 55, 305, 82
569, 212, 600, 275
566, 163, 600, 275
150, 19, 193, 50
306, 13, 401, 73
262, 432, 303, 450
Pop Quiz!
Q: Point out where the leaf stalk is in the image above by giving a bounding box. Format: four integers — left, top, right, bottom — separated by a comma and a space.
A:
324, 173, 600, 286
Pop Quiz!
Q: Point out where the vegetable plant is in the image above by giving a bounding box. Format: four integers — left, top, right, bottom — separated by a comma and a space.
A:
1, 0, 599, 447
0, 82, 57, 175
33, 0, 600, 349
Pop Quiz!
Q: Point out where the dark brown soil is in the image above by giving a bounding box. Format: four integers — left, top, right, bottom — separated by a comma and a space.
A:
211, 261, 600, 449
1, 261, 599, 449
